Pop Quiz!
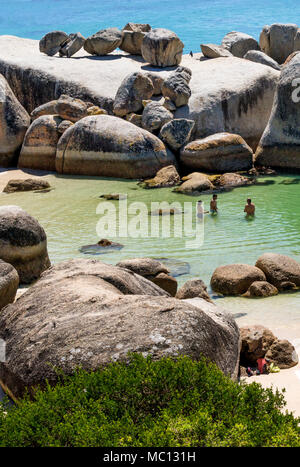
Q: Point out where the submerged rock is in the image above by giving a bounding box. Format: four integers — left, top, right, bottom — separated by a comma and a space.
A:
0, 206, 50, 284
18, 115, 62, 171
84, 28, 122, 55
3, 179, 51, 193
0, 74, 30, 167
79, 239, 124, 255
141, 28, 184, 67
153, 258, 190, 277
243, 281, 278, 298
222, 31, 260, 58
211, 264, 266, 296
56, 115, 176, 178
180, 133, 253, 173
0, 260, 19, 311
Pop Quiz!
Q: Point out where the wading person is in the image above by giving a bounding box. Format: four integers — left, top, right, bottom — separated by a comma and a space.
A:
244, 198, 255, 216
210, 194, 218, 214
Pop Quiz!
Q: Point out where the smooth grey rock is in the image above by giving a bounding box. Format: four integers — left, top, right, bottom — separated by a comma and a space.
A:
176, 279, 212, 302
59, 32, 85, 58
113, 72, 154, 117
0, 74, 30, 167
180, 133, 253, 172
0, 258, 240, 397
255, 253, 300, 290
211, 264, 266, 296
259, 23, 299, 64
255, 54, 300, 169
84, 28, 122, 55
201, 43, 233, 58
222, 31, 260, 58
141, 28, 184, 67
244, 50, 280, 70
120, 24, 151, 56
56, 115, 176, 178
162, 67, 192, 107
18, 115, 62, 171
159, 118, 195, 151
0, 206, 50, 284
39, 31, 69, 56
0, 260, 19, 311
142, 101, 173, 132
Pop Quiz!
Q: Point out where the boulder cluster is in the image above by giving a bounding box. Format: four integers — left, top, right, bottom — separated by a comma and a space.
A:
39, 24, 184, 67
211, 253, 300, 297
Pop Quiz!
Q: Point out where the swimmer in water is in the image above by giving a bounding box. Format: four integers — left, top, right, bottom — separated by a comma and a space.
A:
244, 198, 255, 216
210, 194, 218, 214
197, 200, 209, 219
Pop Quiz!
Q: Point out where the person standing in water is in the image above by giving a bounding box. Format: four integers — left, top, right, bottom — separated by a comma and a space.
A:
210, 194, 218, 214
244, 198, 255, 216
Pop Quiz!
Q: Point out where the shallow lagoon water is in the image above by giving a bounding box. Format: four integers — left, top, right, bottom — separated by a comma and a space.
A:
0, 172, 299, 334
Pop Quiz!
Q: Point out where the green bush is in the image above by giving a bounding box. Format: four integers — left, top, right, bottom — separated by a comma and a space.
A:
0, 354, 299, 447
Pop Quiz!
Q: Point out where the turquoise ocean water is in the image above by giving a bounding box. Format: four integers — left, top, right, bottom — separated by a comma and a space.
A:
1, 0, 300, 52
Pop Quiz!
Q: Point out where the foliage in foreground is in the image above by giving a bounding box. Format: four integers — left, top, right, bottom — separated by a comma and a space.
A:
0, 354, 299, 447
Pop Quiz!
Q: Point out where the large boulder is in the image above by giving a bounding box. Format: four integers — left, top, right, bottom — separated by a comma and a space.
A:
141, 28, 184, 67
55, 94, 90, 122
211, 264, 266, 296
84, 28, 122, 55
39, 31, 69, 56
222, 32, 260, 58
162, 66, 192, 107
243, 50, 280, 70
31, 100, 58, 120
120, 23, 151, 55
159, 118, 195, 151
255, 253, 300, 290
180, 133, 253, 172
265, 340, 299, 369
200, 44, 233, 58
0, 260, 19, 311
0, 206, 50, 284
56, 115, 176, 178
175, 57, 279, 151
255, 54, 300, 170
0, 74, 30, 167
259, 24, 299, 64
113, 72, 154, 117
176, 279, 212, 303
0, 259, 240, 397
240, 325, 277, 365
18, 115, 62, 171
59, 32, 85, 58
141, 101, 173, 132
217, 172, 254, 188
243, 281, 278, 298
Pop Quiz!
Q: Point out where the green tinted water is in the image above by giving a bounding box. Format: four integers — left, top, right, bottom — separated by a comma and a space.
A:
0, 173, 299, 331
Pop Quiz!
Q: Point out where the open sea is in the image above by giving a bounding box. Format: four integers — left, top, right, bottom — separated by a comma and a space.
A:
1, 0, 300, 52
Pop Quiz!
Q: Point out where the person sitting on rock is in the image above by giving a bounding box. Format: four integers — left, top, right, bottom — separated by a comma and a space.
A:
244, 198, 255, 216
210, 194, 218, 214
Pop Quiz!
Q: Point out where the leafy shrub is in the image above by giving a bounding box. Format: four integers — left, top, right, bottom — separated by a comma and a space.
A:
0, 354, 299, 447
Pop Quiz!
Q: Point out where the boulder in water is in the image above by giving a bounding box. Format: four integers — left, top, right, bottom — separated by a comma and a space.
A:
211, 264, 266, 296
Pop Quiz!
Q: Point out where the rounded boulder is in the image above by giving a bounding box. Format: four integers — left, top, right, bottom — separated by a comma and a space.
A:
211, 264, 266, 296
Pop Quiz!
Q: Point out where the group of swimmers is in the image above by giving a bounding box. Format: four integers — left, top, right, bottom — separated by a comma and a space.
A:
197, 195, 256, 217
